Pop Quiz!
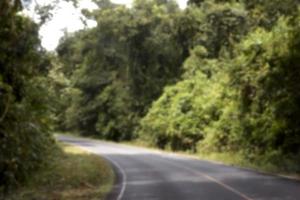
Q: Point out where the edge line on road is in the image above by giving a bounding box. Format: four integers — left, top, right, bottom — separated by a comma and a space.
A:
58, 140, 127, 200
160, 155, 253, 200
58, 134, 300, 182
103, 156, 127, 200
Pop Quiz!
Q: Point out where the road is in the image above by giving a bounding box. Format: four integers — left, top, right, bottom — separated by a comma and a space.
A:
57, 135, 300, 200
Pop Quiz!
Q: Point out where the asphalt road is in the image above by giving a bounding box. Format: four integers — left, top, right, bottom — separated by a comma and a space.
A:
57, 135, 300, 200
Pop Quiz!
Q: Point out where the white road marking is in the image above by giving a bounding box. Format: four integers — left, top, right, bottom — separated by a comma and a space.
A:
61, 142, 127, 200
160, 155, 253, 200
103, 156, 127, 200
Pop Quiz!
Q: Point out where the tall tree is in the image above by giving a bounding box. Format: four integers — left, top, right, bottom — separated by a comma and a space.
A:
0, 0, 54, 192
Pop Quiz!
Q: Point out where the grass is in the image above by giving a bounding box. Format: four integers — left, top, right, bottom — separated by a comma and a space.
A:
196, 152, 300, 179
5, 143, 114, 200
55, 133, 300, 180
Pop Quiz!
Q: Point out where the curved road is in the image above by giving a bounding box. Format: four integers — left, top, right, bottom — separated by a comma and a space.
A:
57, 135, 300, 200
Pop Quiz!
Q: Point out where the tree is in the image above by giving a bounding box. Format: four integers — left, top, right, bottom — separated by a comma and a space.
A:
0, 0, 54, 192
57, 0, 188, 140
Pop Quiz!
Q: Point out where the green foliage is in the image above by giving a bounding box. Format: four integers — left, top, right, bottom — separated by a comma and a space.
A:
224, 17, 300, 161
176, 1, 249, 58
56, 0, 300, 172
95, 82, 138, 140
0, 0, 55, 192
140, 9, 300, 170
57, 0, 189, 140
14, 0, 300, 195
4, 144, 114, 200
139, 47, 227, 151
244, 0, 299, 29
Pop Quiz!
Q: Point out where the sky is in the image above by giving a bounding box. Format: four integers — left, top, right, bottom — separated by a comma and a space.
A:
24, 0, 188, 51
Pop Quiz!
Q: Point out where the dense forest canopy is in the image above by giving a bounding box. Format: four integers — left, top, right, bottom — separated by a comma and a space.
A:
56, 0, 300, 170
0, 0, 56, 192
2, 0, 300, 194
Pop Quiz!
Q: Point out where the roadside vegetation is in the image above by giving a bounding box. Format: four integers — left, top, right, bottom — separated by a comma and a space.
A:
0, 1, 114, 196
3, 143, 114, 200
0, 0, 56, 194
2, 0, 300, 197
56, 0, 300, 175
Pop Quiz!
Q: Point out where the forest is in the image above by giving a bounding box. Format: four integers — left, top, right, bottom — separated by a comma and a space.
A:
1, 0, 300, 195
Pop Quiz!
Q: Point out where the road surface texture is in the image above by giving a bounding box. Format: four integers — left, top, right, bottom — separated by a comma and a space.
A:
57, 135, 300, 200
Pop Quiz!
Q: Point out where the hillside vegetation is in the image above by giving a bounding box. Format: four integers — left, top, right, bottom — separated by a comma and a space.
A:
55, 0, 300, 173
2, 0, 300, 194
0, 0, 55, 193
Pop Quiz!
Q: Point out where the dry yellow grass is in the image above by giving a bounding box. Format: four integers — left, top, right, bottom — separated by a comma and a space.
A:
5, 143, 114, 200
